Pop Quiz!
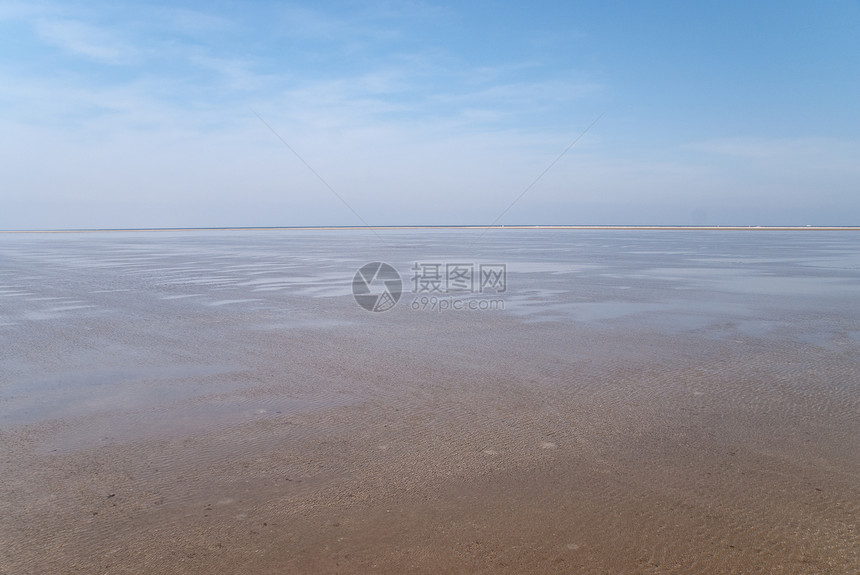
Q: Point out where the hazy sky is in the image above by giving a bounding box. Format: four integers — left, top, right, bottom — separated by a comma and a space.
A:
1, 1, 858, 229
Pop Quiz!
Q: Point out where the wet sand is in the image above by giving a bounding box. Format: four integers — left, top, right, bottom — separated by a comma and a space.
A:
1, 230, 858, 573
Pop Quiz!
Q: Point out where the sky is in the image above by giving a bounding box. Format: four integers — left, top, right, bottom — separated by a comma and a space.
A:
1, 0, 858, 229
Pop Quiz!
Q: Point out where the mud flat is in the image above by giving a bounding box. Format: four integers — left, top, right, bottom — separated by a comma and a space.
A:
1, 230, 858, 574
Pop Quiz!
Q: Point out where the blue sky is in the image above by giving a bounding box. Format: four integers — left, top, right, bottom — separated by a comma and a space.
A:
1, 0, 858, 229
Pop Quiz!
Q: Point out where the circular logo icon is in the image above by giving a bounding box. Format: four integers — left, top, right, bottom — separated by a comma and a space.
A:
352, 262, 402, 312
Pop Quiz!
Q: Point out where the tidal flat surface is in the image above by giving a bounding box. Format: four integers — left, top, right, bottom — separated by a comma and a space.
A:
1, 229, 858, 573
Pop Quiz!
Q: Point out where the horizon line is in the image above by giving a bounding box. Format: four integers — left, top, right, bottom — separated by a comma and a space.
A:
2, 224, 860, 234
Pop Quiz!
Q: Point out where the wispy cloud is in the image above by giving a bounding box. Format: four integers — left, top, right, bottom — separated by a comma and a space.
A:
152, 7, 236, 36
188, 54, 271, 92
34, 17, 132, 64
4, 2, 855, 228
688, 137, 860, 177
691, 137, 858, 160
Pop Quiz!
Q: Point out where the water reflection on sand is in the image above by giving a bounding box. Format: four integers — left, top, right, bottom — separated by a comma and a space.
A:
1, 230, 858, 574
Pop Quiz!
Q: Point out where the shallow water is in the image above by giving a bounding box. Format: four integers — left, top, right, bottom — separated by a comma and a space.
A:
1, 230, 858, 573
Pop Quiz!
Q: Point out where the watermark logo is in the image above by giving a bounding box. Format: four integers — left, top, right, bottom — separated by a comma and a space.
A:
353, 261, 506, 312
412, 262, 506, 294
352, 262, 402, 312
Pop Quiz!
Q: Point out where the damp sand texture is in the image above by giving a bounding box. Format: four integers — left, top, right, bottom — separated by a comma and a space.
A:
1, 230, 858, 574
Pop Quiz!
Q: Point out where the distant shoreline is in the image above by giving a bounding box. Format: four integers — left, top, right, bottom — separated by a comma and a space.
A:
1, 225, 859, 234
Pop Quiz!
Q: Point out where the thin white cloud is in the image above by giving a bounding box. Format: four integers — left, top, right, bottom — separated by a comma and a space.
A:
153, 7, 236, 36
694, 136, 853, 157
188, 54, 272, 91
34, 17, 132, 64
0, 0, 48, 21
274, 2, 429, 44
689, 137, 860, 173
428, 78, 603, 115
4, 3, 852, 228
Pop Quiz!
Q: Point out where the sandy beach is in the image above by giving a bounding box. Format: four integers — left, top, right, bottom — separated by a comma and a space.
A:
1, 230, 858, 573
